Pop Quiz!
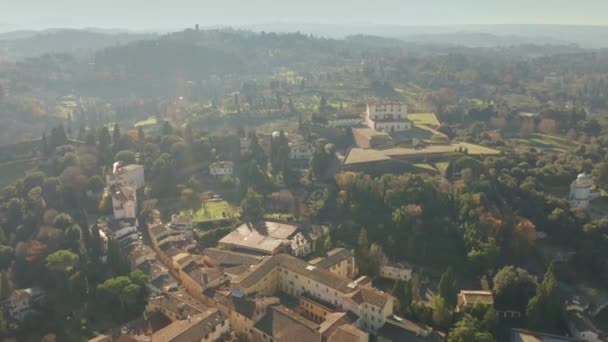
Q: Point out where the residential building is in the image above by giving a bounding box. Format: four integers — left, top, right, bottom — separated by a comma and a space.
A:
289, 140, 315, 161
128, 245, 156, 268
231, 253, 393, 334
456, 290, 494, 313
379, 262, 413, 281
566, 310, 604, 342
169, 214, 193, 231
102, 218, 139, 247
310, 248, 358, 279
202, 247, 263, 279
151, 308, 230, 342
106, 163, 145, 190
8, 288, 46, 321
510, 329, 582, 342
146, 290, 208, 322
219, 221, 326, 257
569, 173, 598, 209
366, 100, 411, 133
209, 161, 234, 178
377, 316, 445, 342
109, 182, 137, 220
457, 290, 522, 319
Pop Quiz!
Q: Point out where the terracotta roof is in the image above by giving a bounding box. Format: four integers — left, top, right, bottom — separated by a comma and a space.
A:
151, 308, 227, 342
377, 316, 445, 342
510, 329, 582, 342
236, 254, 357, 294
203, 248, 262, 268
254, 305, 320, 341
311, 248, 353, 270
457, 290, 494, 307
327, 323, 369, 342
219, 221, 298, 254
359, 287, 391, 308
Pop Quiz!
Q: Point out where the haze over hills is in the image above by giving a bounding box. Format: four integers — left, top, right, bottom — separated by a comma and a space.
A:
1, 24, 608, 58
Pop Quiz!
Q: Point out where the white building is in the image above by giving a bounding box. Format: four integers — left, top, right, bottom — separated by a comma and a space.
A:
569, 173, 598, 209
379, 263, 413, 281
209, 161, 234, 178
289, 141, 314, 161
233, 253, 394, 335
366, 100, 412, 133
106, 163, 145, 190
109, 183, 137, 220
8, 288, 46, 321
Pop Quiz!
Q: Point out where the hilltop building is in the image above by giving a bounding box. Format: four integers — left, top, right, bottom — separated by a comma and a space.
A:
106, 162, 145, 190
218, 221, 326, 257
310, 248, 358, 279
8, 288, 46, 321
569, 173, 598, 209
365, 100, 411, 133
209, 161, 234, 178
231, 253, 394, 334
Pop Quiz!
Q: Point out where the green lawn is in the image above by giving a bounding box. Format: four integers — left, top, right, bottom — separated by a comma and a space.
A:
435, 162, 450, 175
511, 133, 574, 152
181, 200, 239, 223
413, 163, 437, 172
134, 117, 158, 128
407, 113, 440, 127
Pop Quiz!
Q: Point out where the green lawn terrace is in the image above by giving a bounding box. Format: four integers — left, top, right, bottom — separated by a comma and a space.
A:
406, 113, 440, 128
179, 200, 239, 228
509, 133, 575, 152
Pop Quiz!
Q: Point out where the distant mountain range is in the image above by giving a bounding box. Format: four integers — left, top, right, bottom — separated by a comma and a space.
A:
0, 24, 607, 61
0, 29, 158, 60
239, 23, 608, 48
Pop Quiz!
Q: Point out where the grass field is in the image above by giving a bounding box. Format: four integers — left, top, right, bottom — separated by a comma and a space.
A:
181, 200, 239, 223
0, 159, 39, 189
511, 133, 574, 151
435, 162, 450, 175
134, 117, 158, 128
407, 113, 440, 127
413, 163, 437, 172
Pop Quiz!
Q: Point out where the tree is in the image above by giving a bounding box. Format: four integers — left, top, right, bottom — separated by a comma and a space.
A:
97, 276, 142, 311
45, 249, 79, 273
64, 224, 82, 251
356, 229, 370, 272
368, 243, 387, 277
432, 296, 452, 329
114, 150, 137, 165
0, 245, 14, 270
162, 121, 173, 136
492, 266, 538, 312
392, 279, 412, 314
438, 267, 458, 308
180, 188, 201, 211
112, 123, 121, 146
240, 188, 264, 222
526, 264, 561, 333
88, 175, 105, 194
594, 162, 608, 190
512, 218, 536, 257
448, 314, 494, 342
98, 126, 113, 166
53, 213, 74, 230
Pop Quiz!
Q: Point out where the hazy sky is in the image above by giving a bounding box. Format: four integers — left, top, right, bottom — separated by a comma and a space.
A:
2, 0, 608, 30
